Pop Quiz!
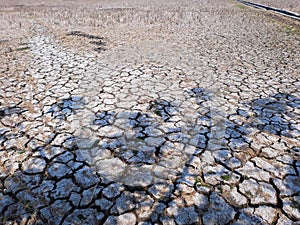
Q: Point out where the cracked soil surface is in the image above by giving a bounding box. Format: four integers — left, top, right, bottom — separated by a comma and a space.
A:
0, 0, 300, 224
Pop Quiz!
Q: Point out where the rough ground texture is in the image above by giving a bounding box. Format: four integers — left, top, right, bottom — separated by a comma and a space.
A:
0, 0, 300, 224
250, 0, 300, 14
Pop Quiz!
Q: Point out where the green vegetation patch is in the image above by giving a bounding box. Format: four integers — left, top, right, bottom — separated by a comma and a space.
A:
221, 174, 231, 181
15, 46, 30, 51
283, 25, 300, 35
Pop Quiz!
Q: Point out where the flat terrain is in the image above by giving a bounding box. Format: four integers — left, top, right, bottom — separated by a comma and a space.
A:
252, 0, 300, 14
0, 0, 300, 224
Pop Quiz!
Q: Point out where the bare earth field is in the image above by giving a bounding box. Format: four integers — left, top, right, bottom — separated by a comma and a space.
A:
250, 0, 300, 14
0, 0, 300, 224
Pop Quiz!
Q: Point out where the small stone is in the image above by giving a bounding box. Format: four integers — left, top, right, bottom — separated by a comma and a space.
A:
254, 206, 277, 224
176, 183, 194, 194
153, 165, 178, 181
98, 126, 123, 138
40, 200, 72, 224
187, 156, 201, 169
144, 126, 164, 137
48, 162, 72, 178
167, 133, 189, 143
19, 173, 41, 189
276, 213, 295, 225
232, 209, 265, 225
222, 185, 247, 207
237, 161, 271, 182
90, 148, 111, 160
145, 137, 165, 147
252, 157, 280, 176
202, 192, 236, 225
77, 138, 98, 149
189, 134, 206, 148
193, 192, 209, 210
4, 203, 26, 222
273, 176, 300, 196
16, 190, 38, 208
96, 212, 105, 221
175, 207, 199, 225
0, 194, 14, 212
62, 209, 97, 225
239, 179, 277, 205
96, 198, 114, 210
160, 141, 176, 156
165, 200, 180, 217
80, 188, 96, 206
22, 157, 46, 174
151, 202, 166, 221
228, 138, 249, 150
70, 192, 81, 207
282, 196, 300, 220
52, 178, 80, 199
104, 213, 136, 225
160, 216, 176, 225
277, 155, 294, 165
149, 183, 174, 200
96, 158, 126, 182
74, 166, 99, 189
212, 149, 231, 161
54, 151, 74, 163
51, 133, 70, 146
39, 146, 64, 160
138, 222, 152, 225
177, 172, 196, 187
122, 165, 154, 187
199, 151, 215, 168
158, 155, 186, 170
102, 183, 124, 199
31, 180, 55, 201
203, 164, 230, 185
103, 98, 117, 105
67, 160, 83, 170
261, 147, 280, 158
183, 144, 199, 156
226, 157, 242, 169
110, 191, 135, 214
135, 196, 155, 219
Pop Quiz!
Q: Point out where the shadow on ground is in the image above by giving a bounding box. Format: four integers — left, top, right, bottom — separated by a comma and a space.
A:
1, 90, 299, 224
66, 31, 106, 53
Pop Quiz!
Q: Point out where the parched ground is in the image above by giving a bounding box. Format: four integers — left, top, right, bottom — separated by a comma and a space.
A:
0, 0, 300, 224
249, 0, 300, 14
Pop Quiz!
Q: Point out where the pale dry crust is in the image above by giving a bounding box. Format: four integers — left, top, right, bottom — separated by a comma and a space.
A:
15, 0, 300, 63
1, 0, 299, 58
0, 0, 300, 224
247, 0, 300, 14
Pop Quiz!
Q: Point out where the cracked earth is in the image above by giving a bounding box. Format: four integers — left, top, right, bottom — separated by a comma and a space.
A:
0, 0, 300, 224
